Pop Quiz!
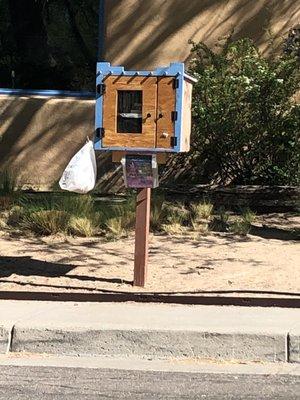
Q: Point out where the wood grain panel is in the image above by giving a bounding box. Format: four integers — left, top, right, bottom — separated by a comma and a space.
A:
156, 77, 176, 149
102, 76, 157, 149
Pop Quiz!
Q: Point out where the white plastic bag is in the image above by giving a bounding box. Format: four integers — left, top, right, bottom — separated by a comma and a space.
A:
59, 140, 97, 194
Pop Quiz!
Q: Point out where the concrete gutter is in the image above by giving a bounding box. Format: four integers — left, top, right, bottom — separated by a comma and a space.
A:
0, 301, 299, 363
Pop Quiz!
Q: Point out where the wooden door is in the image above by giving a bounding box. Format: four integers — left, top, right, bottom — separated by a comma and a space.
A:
156, 77, 176, 149
102, 76, 157, 149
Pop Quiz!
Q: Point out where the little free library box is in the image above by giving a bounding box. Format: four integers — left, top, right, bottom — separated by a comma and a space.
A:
93, 62, 196, 286
94, 62, 196, 155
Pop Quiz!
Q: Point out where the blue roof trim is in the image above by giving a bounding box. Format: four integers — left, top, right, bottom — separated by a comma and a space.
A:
0, 88, 95, 99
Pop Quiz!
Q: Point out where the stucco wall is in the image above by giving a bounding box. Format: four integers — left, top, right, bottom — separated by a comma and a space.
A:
0, 95, 93, 189
104, 0, 299, 69
1, 1, 299, 191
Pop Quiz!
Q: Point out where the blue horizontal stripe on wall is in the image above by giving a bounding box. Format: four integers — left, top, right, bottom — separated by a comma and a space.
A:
0, 88, 95, 99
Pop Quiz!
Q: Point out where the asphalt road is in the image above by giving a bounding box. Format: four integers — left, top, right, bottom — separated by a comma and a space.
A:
0, 365, 299, 400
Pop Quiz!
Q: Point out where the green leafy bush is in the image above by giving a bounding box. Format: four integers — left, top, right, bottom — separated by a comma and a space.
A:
189, 37, 300, 185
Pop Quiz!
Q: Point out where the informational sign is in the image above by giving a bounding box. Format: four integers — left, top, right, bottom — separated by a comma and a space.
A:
122, 154, 158, 188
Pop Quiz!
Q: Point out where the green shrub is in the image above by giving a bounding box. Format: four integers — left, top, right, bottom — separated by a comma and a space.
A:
0, 213, 8, 229
150, 194, 167, 231
190, 201, 213, 221
18, 193, 102, 236
161, 222, 184, 235
284, 26, 300, 60
189, 37, 300, 185
60, 194, 95, 218
210, 206, 230, 232
7, 206, 25, 226
165, 203, 189, 225
23, 210, 70, 235
105, 217, 127, 239
230, 208, 256, 236
242, 208, 256, 225
187, 201, 213, 233
102, 199, 136, 239
68, 216, 99, 237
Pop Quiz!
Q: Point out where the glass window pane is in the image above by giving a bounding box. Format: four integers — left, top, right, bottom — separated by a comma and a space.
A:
117, 90, 143, 133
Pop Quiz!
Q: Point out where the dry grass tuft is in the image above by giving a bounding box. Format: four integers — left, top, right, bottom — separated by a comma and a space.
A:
7, 206, 25, 226
161, 222, 184, 235
23, 210, 70, 235
230, 209, 256, 236
69, 216, 99, 237
190, 201, 214, 221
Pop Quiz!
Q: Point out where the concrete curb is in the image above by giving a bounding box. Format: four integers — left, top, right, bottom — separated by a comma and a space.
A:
10, 327, 288, 363
0, 325, 9, 354
290, 331, 300, 363
0, 301, 299, 363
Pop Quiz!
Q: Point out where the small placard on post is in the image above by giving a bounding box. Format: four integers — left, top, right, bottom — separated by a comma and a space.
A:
121, 154, 159, 189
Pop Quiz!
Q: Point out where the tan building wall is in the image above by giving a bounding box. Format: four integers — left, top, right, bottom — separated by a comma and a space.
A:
0, 95, 94, 190
105, 0, 299, 69
0, 95, 122, 192
1, 1, 298, 192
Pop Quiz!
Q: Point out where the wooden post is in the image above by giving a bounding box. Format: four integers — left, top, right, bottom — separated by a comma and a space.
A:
134, 188, 151, 287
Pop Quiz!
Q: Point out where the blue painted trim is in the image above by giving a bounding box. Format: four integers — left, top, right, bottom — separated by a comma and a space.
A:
0, 88, 95, 99
165, 63, 185, 153
96, 62, 185, 78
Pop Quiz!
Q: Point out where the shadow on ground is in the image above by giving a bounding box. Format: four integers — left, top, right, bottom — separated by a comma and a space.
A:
250, 225, 300, 241
0, 256, 132, 287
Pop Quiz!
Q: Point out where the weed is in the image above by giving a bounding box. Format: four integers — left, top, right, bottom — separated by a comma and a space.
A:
105, 217, 127, 239
242, 208, 256, 225
69, 216, 99, 237
230, 220, 250, 236
210, 206, 230, 232
230, 208, 256, 236
191, 220, 210, 234
103, 199, 136, 239
190, 201, 214, 221
60, 194, 95, 218
23, 210, 70, 235
150, 194, 166, 231
161, 223, 184, 235
0, 213, 8, 229
7, 206, 25, 226
165, 203, 189, 225
189, 201, 213, 232
18, 193, 101, 236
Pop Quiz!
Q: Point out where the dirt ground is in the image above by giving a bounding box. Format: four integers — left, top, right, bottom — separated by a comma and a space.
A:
0, 214, 299, 295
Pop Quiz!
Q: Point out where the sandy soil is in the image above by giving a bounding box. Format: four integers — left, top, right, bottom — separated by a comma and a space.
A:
0, 214, 299, 295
